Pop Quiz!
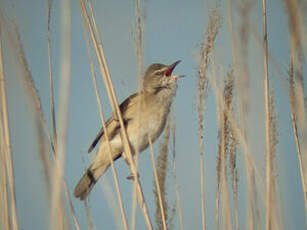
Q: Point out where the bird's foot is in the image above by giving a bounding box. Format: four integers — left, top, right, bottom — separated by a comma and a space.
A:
126, 172, 139, 180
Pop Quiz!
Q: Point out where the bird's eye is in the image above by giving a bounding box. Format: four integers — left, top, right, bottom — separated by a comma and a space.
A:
156, 71, 164, 76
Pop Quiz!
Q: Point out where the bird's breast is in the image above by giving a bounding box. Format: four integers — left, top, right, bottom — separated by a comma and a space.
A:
126, 98, 170, 152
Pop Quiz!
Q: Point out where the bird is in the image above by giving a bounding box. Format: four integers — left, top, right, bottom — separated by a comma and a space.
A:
74, 60, 183, 200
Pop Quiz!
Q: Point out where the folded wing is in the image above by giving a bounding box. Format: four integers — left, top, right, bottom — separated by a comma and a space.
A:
87, 93, 139, 153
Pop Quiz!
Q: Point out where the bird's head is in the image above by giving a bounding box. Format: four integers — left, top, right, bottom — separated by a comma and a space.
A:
143, 60, 183, 94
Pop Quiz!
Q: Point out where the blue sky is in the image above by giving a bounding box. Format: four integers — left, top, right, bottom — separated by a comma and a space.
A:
2, 0, 307, 229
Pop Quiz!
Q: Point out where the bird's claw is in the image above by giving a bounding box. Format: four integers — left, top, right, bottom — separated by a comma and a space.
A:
126, 173, 139, 180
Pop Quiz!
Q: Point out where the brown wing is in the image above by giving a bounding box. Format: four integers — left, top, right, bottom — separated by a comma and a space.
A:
87, 93, 138, 153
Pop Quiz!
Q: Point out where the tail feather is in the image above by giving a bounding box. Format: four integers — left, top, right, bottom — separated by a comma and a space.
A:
74, 169, 97, 200
74, 162, 110, 200
74, 151, 122, 200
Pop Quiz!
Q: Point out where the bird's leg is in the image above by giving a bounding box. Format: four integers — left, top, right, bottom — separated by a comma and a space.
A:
122, 152, 139, 180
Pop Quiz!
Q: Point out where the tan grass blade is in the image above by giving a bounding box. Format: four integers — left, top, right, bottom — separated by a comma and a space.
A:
82, 6, 129, 229
226, 1, 257, 228
197, 8, 221, 230
49, 0, 71, 228
261, 1, 273, 229
47, 0, 57, 150
84, 200, 95, 230
46, 9, 79, 230
0, 21, 19, 230
283, 0, 305, 128
155, 123, 171, 230
0, 99, 10, 230
2, 6, 80, 230
214, 64, 233, 230
131, 0, 145, 228
80, 0, 153, 229
224, 70, 238, 230
284, 0, 307, 215
149, 136, 168, 230
269, 91, 283, 230
288, 62, 307, 214
171, 123, 185, 230
284, 2, 307, 203
209, 64, 267, 230
1, 9, 56, 190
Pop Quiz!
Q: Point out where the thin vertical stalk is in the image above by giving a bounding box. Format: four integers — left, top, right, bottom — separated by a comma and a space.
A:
83, 10, 129, 229
284, 0, 307, 213
133, 0, 144, 80
0, 122, 10, 230
262, 0, 272, 229
209, 66, 266, 230
131, 0, 145, 228
0, 23, 19, 230
290, 114, 307, 211
1, 9, 80, 229
289, 63, 307, 214
197, 9, 221, 230
47, 2, 80, 229
47, 0, 57, 149
283, 0, 305, 127
215, 67, 233, 230
226, 1, 255, 228
149, 138, 168, 230
79, 1, 153, 229
200, 149, 206, 230
50, 0, 71, 228
84, 200, 95, 230
171, 124, 185, 230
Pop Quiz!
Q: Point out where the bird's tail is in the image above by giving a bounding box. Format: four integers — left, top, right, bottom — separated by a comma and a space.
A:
74, 163, 109, 200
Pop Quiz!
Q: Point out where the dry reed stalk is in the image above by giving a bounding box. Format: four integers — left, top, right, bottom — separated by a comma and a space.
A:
80, 1, 153, 229
283, 0, 305, 127
269, 91, 283, 230
284, 0, 307, 214
82, 7, 129, 229
99, 177, 125, 230
216, 69, 234, 230
1, 10, 55, 193
29, 0, 55, 195
149, 136, 168, 230
1, 8, 55, 184
1, 8, 80, 230
228, 1, 257, 229
49, 0, 71, 228
197, 8, 221, 230
230, 135, 239, 230
154, 123, 171, 230
0, 120, 10, 230
224, 70, 239, 230
262, 1, 273, 229
47, 3, 80, 228
0, 22, 19, 230
246, 17, 291, 86
288, 63, 307, 213
284, 1, 307, 199
47, 0, 57, 150
237, 0, 252, 125
37, 110, 52, 191
133, 0, 145, 80
209, 65, 267, 230
131, 1, 145, 228
84, 200, 95, 230
9, 21, 55, 153
214, 65, 233, 230
170, 122, 185, 230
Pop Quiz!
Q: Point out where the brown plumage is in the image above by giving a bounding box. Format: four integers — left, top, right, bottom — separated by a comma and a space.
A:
74, 61, 183, 200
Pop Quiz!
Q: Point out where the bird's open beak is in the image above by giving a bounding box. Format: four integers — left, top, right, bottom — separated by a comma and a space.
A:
165, 60, 181, 77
